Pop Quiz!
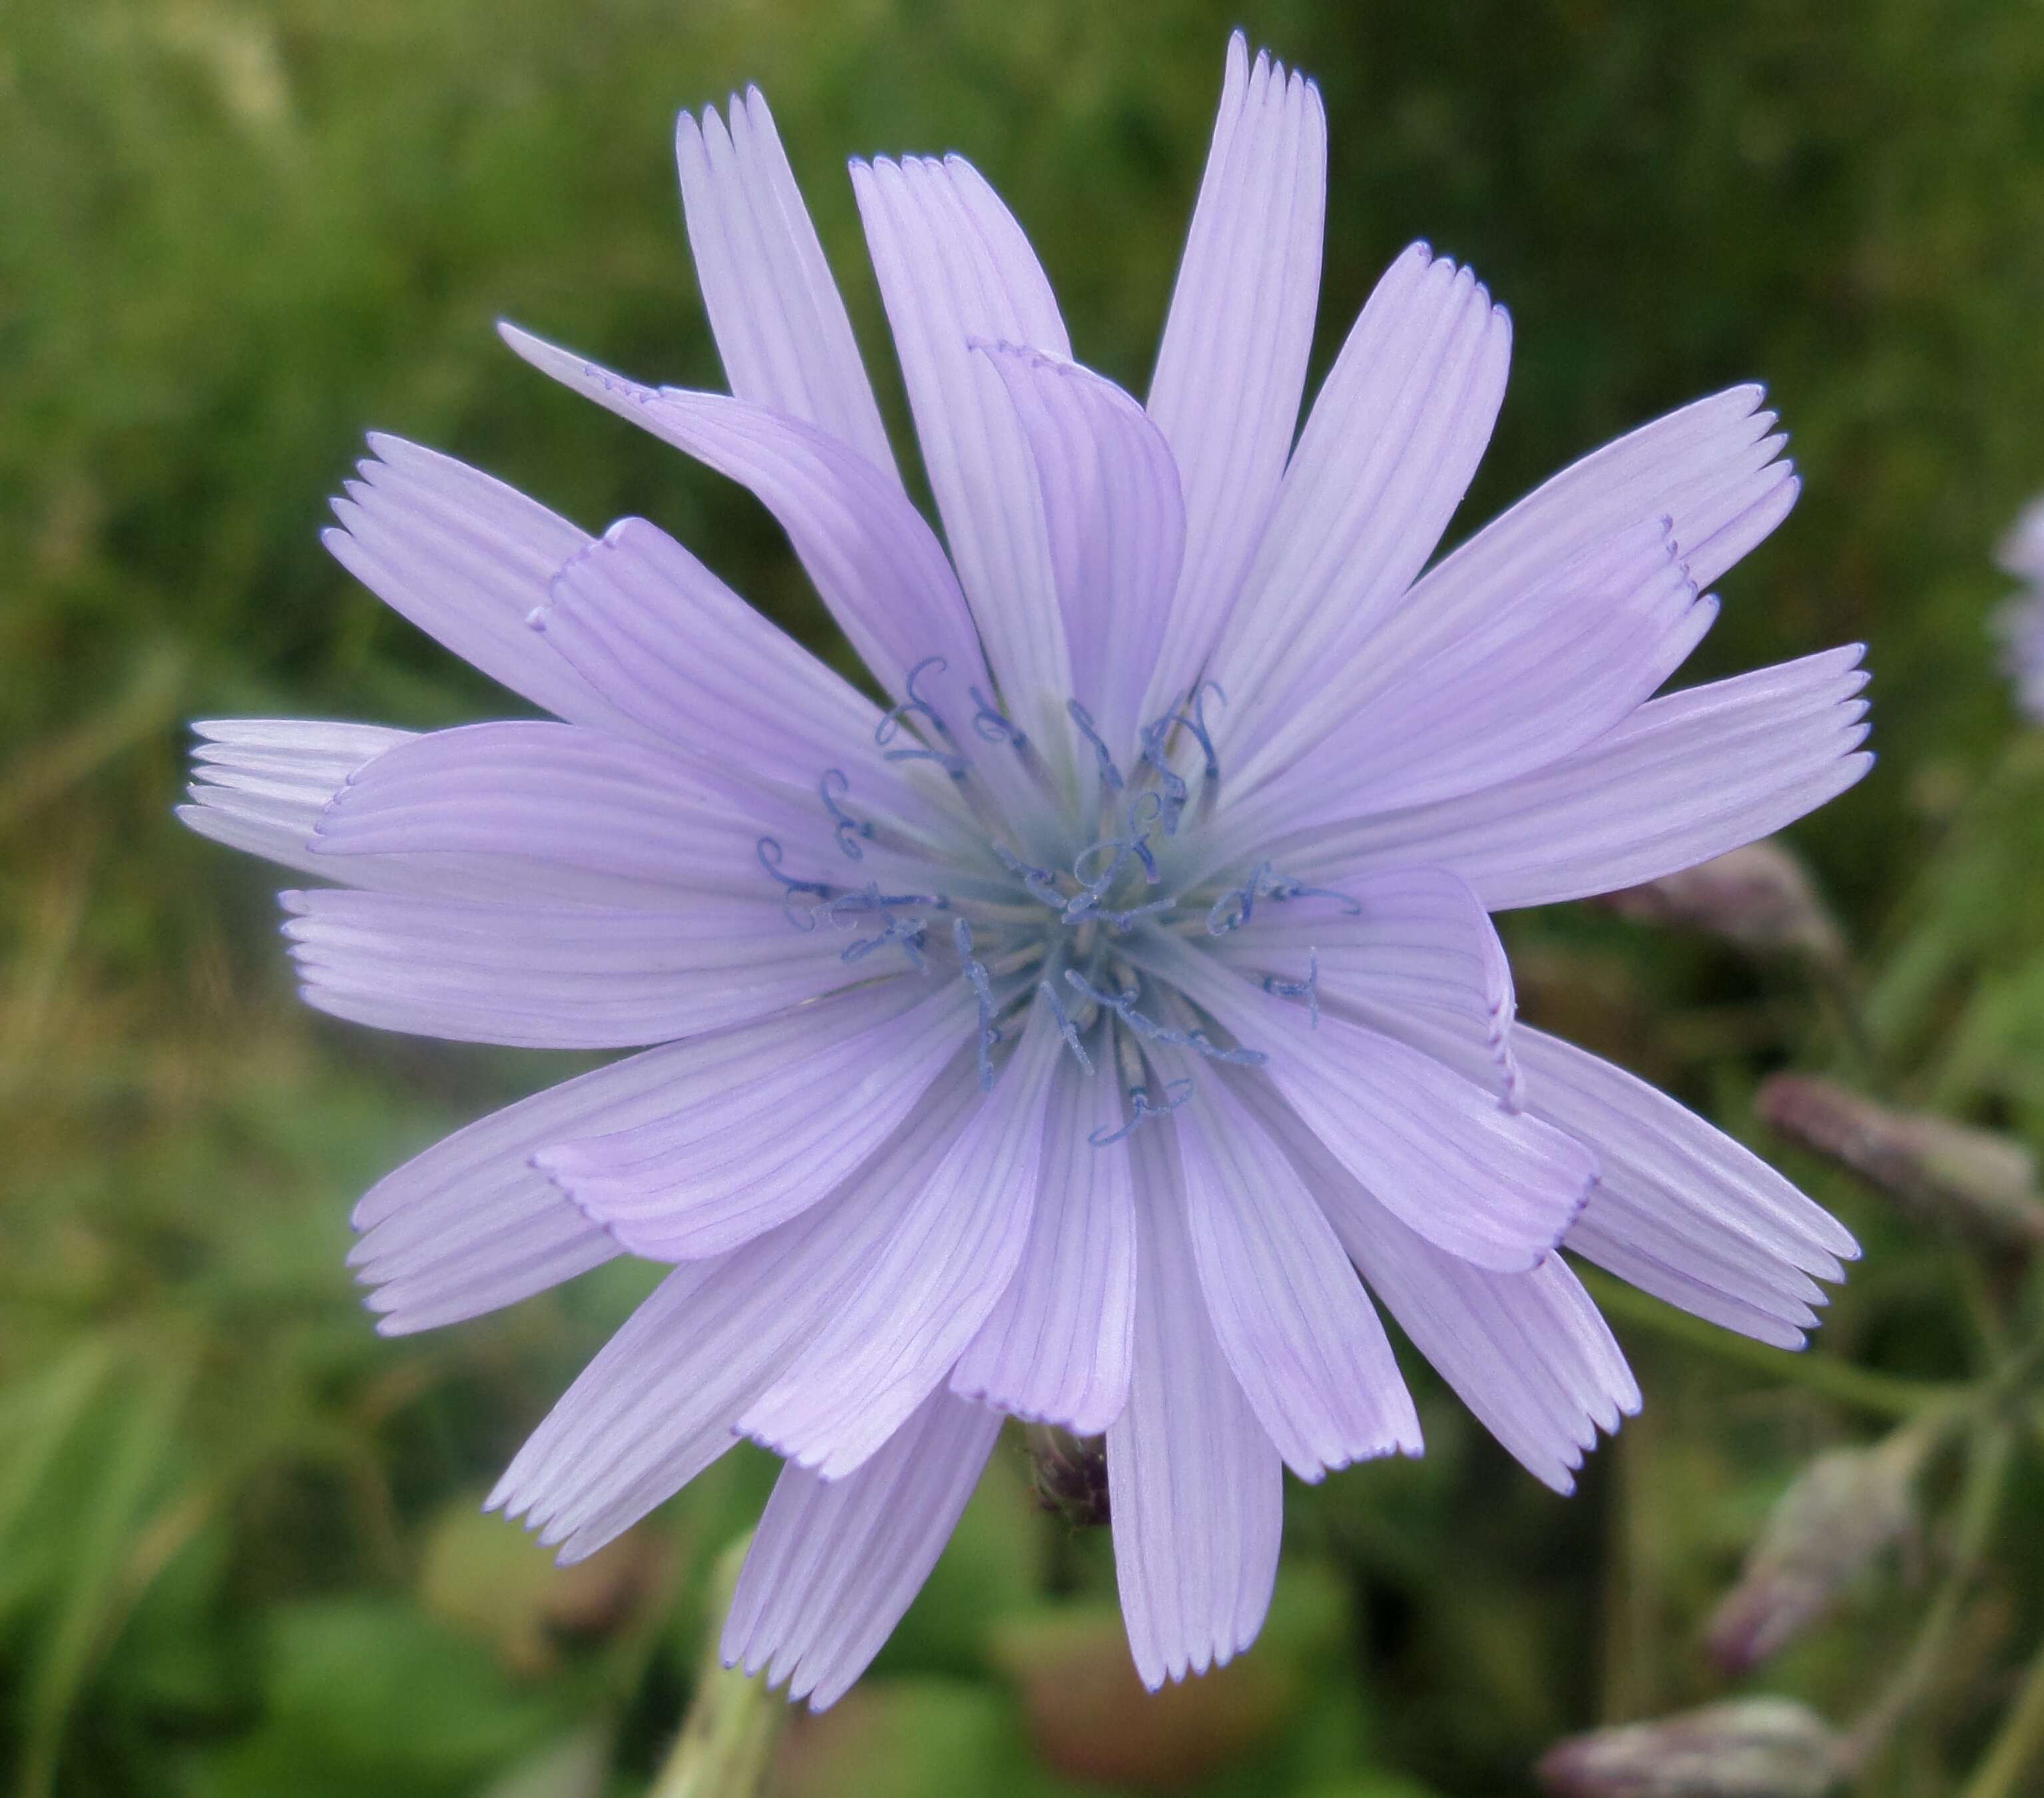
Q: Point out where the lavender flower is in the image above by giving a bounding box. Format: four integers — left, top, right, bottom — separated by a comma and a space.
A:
181, 33, 1871, 1705
1995, 497, 2044, 720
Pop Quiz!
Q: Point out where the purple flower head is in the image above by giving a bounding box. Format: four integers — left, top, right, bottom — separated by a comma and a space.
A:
1995, 496, 2044, 721
182, 32, 1871, 1705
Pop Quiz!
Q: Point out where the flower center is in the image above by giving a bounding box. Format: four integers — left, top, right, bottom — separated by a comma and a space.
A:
755, 657, 1336, 1137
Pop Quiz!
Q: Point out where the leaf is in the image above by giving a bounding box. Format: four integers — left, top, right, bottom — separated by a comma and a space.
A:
194, 1597, 557, 1798
16, 1343, 197, 1798
0, 1338, 120, 1624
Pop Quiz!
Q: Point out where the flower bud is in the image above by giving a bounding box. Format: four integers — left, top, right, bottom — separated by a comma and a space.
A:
1595, 843, 1844, 964
1536, 1697, 1847, 1797
1704, 1434, 1923, 1673
1756, 1073, 2044, 1246
1025, 1424, 1110, 1528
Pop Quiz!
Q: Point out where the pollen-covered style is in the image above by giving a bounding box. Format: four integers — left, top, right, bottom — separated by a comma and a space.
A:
182, 33, 1872, 1704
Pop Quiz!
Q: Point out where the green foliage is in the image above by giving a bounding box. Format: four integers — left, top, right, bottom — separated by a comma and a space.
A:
4, 1, 2044, 1794
198, 1598, 557, 1797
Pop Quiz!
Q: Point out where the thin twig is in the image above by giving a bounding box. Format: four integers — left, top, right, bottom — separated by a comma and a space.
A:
1585, 1275, 1964, 1418
1960, 1629, 2044, 1798
1847, 1420, 2014, 1776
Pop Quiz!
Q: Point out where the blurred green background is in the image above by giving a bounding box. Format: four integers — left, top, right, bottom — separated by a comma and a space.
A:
7, 1, 2044, 1793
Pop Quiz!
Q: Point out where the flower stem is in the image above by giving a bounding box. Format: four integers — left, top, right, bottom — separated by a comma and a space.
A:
1961, 1631, 2044, 1798
1848, 1418, 2014, 1771
1583, 1275, 1963, 1418
648, 1534, 785, 1798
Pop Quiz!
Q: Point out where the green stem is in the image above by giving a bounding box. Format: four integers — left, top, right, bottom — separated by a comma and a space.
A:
1962, 1632, 2044, 1798
648, 1535, 786, 1798
1848, 1420, 2014, 1774
1807, 935, 1891, 1095
1585, 1275, 1963, 1418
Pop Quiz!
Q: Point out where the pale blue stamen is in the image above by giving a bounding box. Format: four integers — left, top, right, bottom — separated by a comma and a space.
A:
1178, 681, 1226, 782
877, 657, 969, 778
968, 685, 1027, 748
1062, 970, 1264, 1065
1061, 888, 1108, 924
1136, 721, 1190, 834
1089, 1078, 1194, 1147
1064, 969, 1163, 1038
992, 842, 1068, 911
820, 881, 945, 970
1132, 687, 1224, 838
1174, 1026, 1267, 1067
1092, 896, 1176, 932
1037, 977, 1094, 1074
1261, 874, 1362, 913
818, 768, 872, 861
1071, 793, 1167, 910
954, 918, 1001, 1092
1124, 792, 1164, 883
1071, 837, 1137, 894
1067, 700, 1124, 792
1208, 862, 1364, 934
1206, 859, 1273, 935
1262, 948, 1321, 1028
840, 916, 927, 970
756, 835, 836, 928
815, 882, 949, 922
1060, 888, 1176, 933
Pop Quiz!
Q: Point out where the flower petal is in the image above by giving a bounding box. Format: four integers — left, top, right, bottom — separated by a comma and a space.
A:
532, 516, 939, 829
540, 980, 975, 1259
1280, 647, 1873, 910
1214, 244, 1509, 770
1208, 864, 1519, 1105
350, 989, 963, 1337
740, 1009, 1063, 1479
1143, 32, 1326, 722
1172, 1070, 1421, 1478
352, 1114, 660, 1339
949, 1055, 1137, 1436
977, 343, 1185, 760
852, 154, 1071, 741
1245, 516, 1717, 823
1108, 1112, 1282, 1690
1231, 1071, 1639, 1492
358, 1210, 615, 1342
490, 1065, 987, 1560
181, 719, 417, 882
322, 438, 633, 731
1517, 1027, 1858, 1349
309, 721, 850, 906
489, 1260, 774, 1562
1367, 386, 1792, 690
498, 326, 987, 710
282, 888, 864, 1050
722, 1390, 1002, 1710
1361, 1245, 1638, 1494
1147, 934, 1594, 1273
676, 88, 901, 482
